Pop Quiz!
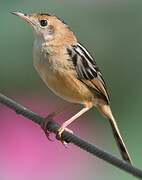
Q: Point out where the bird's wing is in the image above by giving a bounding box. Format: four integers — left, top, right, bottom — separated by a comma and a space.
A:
67, 43, 110, 104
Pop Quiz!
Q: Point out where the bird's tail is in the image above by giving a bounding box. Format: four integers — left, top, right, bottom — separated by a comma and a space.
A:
97, 104, 132, 164
108, 114, 132, 164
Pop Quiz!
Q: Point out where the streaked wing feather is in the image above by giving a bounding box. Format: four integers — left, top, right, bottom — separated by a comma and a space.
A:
67, 43, 110, 103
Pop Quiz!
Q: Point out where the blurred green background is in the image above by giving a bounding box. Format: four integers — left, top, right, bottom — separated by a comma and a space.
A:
0, 0, 142, 179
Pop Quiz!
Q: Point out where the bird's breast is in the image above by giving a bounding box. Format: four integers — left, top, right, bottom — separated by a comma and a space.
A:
33, 42, 94, 104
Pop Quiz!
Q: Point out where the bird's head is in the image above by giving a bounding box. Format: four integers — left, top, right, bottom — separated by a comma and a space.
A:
11, 12, 76, 44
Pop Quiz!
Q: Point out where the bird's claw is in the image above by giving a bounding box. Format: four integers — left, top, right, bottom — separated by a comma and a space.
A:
44, 130, 54, 142
41, 112, 56, 141
56, 126, 73, 147
41, 112, 73, 146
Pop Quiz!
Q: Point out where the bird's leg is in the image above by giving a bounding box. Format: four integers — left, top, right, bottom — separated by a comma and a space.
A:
56, 106, 91, 145
41, 104, 75, 141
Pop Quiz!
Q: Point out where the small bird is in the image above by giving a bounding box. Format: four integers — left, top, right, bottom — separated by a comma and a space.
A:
12, 12, 132, 164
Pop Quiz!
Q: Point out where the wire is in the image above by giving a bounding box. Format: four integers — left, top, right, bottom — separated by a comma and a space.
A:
0, 92, 142, 179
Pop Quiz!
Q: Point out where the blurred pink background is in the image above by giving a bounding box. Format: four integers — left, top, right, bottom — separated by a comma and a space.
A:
0, 93, 109, 180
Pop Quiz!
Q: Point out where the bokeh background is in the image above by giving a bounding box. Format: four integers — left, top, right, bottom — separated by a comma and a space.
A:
0, 0, 142, 179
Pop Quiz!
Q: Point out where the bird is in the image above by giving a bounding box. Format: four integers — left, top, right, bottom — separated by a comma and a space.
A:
12, 11, 132, 164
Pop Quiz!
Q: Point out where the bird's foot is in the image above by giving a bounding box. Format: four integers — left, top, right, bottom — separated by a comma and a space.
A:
56, 126, 73, 147
41, 112, 56, 141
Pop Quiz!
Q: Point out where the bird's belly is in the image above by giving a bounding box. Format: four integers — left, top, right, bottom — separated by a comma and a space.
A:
35, 64, 93, 104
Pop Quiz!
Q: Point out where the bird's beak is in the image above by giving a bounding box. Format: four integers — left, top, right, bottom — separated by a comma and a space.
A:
11, 12, 35, 26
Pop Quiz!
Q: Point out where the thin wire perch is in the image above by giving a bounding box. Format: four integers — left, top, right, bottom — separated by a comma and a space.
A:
0, 92, 142, 179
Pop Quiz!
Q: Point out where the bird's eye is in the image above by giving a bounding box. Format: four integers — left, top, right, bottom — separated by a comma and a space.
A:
39, 19, 48, 27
